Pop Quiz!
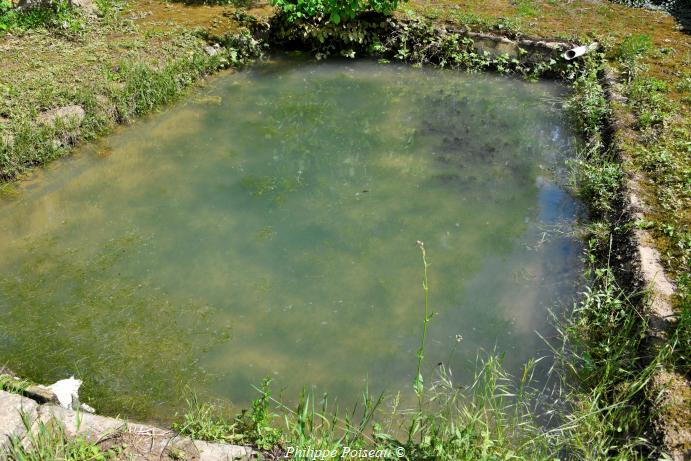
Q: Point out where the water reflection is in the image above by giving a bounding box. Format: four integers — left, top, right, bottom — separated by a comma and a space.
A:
0, 56, 582, 423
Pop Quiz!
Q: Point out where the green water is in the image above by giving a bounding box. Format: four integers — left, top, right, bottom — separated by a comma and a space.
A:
0, 57, 582, 423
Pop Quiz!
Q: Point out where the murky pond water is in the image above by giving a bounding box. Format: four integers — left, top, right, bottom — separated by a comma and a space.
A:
0, 57, 582, 423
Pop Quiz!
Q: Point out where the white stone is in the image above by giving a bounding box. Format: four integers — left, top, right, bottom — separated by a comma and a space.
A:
42, 376, 82, 410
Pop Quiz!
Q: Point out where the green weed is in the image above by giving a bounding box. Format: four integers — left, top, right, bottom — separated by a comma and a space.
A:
627, 76, 672, 130
271, 0, 404, 24
566, 66, 609, 140
4, 412, 120, 461
235, 379, 283, 450
172, 392, 238, 443
0, 0, 84, 33
617, 34, 652, 82
412, 240, 431, 398
672, 274, 690, 375
568, 146, 622, 215
0, 373, 31, 394
173, 379, 281, 449
514, 0, 539, 17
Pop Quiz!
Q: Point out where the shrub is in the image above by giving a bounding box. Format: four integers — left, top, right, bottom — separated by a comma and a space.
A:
271, 0, 404, 24
0, 0, 83, 33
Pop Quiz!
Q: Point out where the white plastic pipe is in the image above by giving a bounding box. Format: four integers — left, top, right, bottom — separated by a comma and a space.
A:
563, 42, 599, 61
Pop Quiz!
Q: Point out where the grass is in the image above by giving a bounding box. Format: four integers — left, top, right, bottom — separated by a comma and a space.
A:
170, 229, 666, 460
0, 373, 31, 394
563, 53, 687, 457
167, 238, 668, 460
568, 148, 622, 215
172, 392, 239, 443
0, 0, 263, 181
555, 266, 661, 459
4, 413, 120, 461
0, 0, 84, 33
0, 0, 688, 457
0, 37, 260, 179
616, 33, 653, 82
169, 241, 553, 460
174, 344, 558, 460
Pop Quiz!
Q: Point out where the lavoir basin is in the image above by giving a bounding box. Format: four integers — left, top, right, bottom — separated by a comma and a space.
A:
0, 57, 583, 423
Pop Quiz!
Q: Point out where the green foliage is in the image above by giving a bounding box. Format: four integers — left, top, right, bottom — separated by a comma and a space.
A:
514, 0, 539, 17
4, 413, 119, 461
174, 380, 281, 450
270, 15, 560, 78
172, 393, 237, 443
413, 240, 430, 398
556, 262, 662, 459
0, 0, 83, 33
271, 0, 405, 24
111, 55, 216, 121
394, 358, 553, 461
627, 76, 671, 130
618, 34, 652, 59
0, 374, 31, 394
568, 146, 622, 215
235, 379, 283, 450
541, 58, 671, 458
0, 31, 264, 180
567, 267, 646, 388
566, 66, 609, 139
92, 0, 122, 23
175, 361, 555, 460
616, 33, 653, 82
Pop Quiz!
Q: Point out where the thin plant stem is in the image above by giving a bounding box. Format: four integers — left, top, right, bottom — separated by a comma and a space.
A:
414, 240, 431, 399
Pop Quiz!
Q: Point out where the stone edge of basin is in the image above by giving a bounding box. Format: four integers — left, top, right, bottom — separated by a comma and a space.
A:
262, 14, 576, 69
0, 389, 258, 460
461, 28, 572, 63
601, 66, 691, 461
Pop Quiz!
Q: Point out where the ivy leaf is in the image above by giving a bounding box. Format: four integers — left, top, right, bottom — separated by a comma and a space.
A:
330, 12, 340, 24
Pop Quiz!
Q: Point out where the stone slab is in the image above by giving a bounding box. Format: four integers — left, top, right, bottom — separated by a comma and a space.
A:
0, 390, 39, 453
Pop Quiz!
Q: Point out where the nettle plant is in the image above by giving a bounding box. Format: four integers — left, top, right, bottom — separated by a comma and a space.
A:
271, 0, 404, 24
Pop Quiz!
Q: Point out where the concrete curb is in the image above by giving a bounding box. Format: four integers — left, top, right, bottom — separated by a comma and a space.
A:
601, 65, 690, 461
